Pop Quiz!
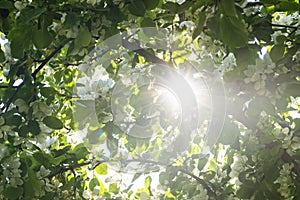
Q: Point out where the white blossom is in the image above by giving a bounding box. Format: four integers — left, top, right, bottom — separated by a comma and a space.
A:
83, 190, 92, 199
30, 101, 52, 119
15, 99, 29, 113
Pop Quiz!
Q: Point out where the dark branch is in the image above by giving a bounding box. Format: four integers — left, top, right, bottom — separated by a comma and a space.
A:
31, 40, 71, 80
0, 85, 18, 89
270, 23, 299, 30
3, 80, 25, 112
178, 168, 217, 198
121, 37, 169, 66
3, 40, 72, 112
47, 161, 92, 178
71, 168, 77, 198
246, 2, 264, 7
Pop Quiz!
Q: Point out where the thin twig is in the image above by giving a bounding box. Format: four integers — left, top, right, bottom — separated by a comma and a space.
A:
71, 168, 77, 198
121, 37, 168, 66
0, 85, 18, 89
3, 40, 72, 112
31, 39, 71, 80
3, 80, 25, 112
178, 168, 217, 198
270, 23, 299, 30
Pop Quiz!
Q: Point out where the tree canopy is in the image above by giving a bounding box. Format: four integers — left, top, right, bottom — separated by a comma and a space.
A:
0, 0, 300, 199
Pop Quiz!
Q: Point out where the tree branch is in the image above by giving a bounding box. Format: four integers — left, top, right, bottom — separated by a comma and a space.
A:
121, 37, 169, 66
246, 2, 264, 7
270, 23, 299, 30
178, 168, 217, 198
31, 39, 71, 80
0, 85, 18, 89
3, 40, 72, 112
48, 158, 217, 198
3, 80, 25, 112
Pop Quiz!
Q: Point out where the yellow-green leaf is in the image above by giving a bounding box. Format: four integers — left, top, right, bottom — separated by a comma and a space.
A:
95, 163, 108, 175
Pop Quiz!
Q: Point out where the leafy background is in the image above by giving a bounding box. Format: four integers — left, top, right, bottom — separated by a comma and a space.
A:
0, 0, 300, 199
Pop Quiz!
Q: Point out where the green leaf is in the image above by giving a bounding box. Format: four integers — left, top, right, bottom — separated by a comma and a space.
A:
276, 1, 300, 12
20, 7, 47, 23
192, 12, 206, 40
95, 163, 108, 175
159, 172, 168, 184
64, 12, 79, 28
162, 2, 178, 13
141, 17, 156, 27
247, 96, 275, 118
144, 176, 152, 191
203, 170, 216, 181
109, 183, 119, 194
269, 44, 285, 62
207, 13, 222, 40
0, 49, 5, 62
5, 114, 22, 126
143, 0, 159, 10
3, 186, 23, 200
0, 1, 13, 9
40, 87, 56, 99
8, 25, 32, 58
10, 40, 24, 58
132, 173, 142, 182
40, 193, 55, 200
294, 118, 300, 133
19, 125, 29, 137
33, 151, 53, 168
43, 116, 63, 129
220, 0, 237, 17
32, 28, 53, 49
197, 156, 208, 171
75, 26, 91, 47
28, 168, 42, 191
89, 178, 100, 191
221, 16, 248, 48
28, 120, 41, 135
40, 12, 53, 28
24, 180, 35, 199
236, 183, 255, 199
71, 143, 89, 160
128, 1, 146, 17
218, 119, 240, 145
162, 1, 192, 14
283, 82, 300, 97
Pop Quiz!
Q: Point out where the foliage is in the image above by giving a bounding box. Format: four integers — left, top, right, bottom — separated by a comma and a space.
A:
0, 0, 300, 199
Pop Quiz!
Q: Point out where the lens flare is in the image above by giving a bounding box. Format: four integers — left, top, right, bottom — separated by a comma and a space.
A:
73, 27, 226, 173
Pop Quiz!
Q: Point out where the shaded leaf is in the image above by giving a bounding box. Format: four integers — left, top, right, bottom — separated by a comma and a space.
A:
28, 120, 41, 135
221, 16, 248, 48
269, 44, 285, 62
20, 7, 46, 23
143, 0, 159, 10
192, 12, 206, 40
3, 186, 23, 200
43, 116, 63, 129
220, 0, 237, 17
32, 28, 53, 49
128, 1, 146, 17
75, 26, 91, 47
